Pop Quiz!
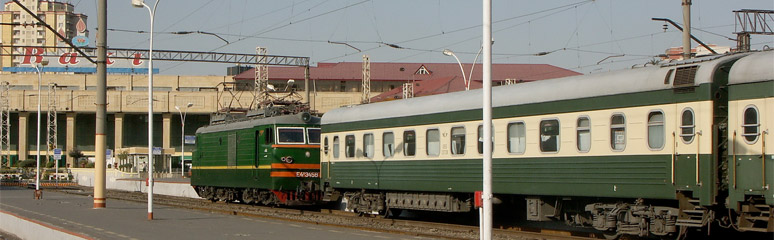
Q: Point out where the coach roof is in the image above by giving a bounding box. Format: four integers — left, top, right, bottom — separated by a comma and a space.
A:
323, 53, 747, 125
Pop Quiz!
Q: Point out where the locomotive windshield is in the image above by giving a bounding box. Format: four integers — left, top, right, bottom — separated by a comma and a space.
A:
307, 128, 321, 144
277, 127, 305, 144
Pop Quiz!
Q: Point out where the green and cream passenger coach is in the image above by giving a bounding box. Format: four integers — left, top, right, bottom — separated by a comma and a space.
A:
320, 51, 774, 236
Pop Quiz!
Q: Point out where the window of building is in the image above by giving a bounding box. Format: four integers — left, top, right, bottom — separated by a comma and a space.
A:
743, 106, 760, 143
345, 135, 355, 158
277, 127, 305, 144
611, 114, 626, 151
540, 119, 559, 152
450, 127, 465, 155
383, 132, 395, 157
427, 129, 440, 156
647, 111, 665, 150
508, 122, 526, 154
477, 125, 493, 154
403, 131, 416, 156
307, 128, 321, 144
333, 136, 340, 158
415, 65, 430, 75
680, 108, 695, 143
577, 117, 591, 152
363, 133, 374, 158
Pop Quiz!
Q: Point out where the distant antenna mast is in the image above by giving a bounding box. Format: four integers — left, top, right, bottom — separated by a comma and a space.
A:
402, 82, 414, 99
361, 55, 371, 104
0, 82, 10, 167
255, 47, 269, 109
734, 9, 774, 51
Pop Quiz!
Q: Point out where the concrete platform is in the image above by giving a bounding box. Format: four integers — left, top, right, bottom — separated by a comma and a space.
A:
0, 186, 418, 240
69, 168, 200, 199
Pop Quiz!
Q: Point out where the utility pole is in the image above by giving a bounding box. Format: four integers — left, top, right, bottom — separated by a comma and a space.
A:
47, 83, 57, 181
734, 9, 774, 52
255, 47, 269, 109
94, 0, 107, 209
682, 0, 692, 60
0, 82, 9, 167
361, 55, 370, 104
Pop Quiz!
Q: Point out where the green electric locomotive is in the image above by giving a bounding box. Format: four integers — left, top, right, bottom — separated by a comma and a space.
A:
191, 112, 321, 205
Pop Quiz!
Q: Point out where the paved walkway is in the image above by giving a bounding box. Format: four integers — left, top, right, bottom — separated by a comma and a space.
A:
0, 186, 424, 240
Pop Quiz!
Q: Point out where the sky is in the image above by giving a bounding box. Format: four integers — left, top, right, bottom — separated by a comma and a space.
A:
64, 0, 774, 76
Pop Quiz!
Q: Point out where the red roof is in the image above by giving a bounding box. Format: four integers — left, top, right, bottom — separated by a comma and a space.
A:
233, 62, 580, 82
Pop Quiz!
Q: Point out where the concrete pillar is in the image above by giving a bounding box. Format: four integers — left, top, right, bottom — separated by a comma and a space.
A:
162, 113, 171, 149
114, 113, 124, 150
17, 112, 29, 161
66, 113, 76, 167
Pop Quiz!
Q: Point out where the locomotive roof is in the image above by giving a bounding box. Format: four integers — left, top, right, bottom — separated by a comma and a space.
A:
197, 114, 320, 134
728, 51, 774, 85
323, 53, 747, 125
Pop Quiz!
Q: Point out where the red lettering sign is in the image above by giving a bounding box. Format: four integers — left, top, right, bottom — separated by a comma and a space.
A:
132, 53, 144, 66
58, 53, 80, 65
106, 52, 115, 65
21, 47, 44, 64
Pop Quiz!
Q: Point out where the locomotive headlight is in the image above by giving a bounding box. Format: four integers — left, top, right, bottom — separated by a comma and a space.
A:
305, 151, 311, 158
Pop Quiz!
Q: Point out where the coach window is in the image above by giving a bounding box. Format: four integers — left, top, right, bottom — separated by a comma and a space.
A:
403, 131, 416, 156
307, 128, 321, 144
345, 135, 356, 158
647, 111, 665, 150
477, 125, 494, 154
363, 133, 374, 158
577, 117, 591, 152
742, 106, 760, 143
611, 114, 626, 151
383, 132, 395, 157
427, 129, 440, 156
508, 122, 526, 154
451, 127, 466, 155
332, 136, 340, 158
323, 137, 329, 155
680, 108, 695, 143
540, 120, 559, 153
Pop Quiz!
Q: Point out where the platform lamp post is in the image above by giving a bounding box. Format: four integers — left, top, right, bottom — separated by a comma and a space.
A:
131, 0, 160, 220
175, 103, 193, 177
32, 59, 49, 200
442, 49, 469, 91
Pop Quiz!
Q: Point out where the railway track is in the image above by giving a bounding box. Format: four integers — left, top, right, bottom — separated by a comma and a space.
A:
52, 186, 600, 240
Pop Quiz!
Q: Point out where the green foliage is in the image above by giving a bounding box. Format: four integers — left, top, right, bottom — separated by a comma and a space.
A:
86, 162, 95, 168
68, 149, 84, 159
46, 160, 55, 168
78, 159, 88, 168
19, 159, 36, 168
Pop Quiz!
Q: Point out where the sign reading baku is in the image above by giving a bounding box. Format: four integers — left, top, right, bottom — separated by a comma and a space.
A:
4, 47, 157, 74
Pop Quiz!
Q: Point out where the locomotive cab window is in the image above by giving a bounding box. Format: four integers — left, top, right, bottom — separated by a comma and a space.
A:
332, 136, 340, 158
477, 125, 493, 154
680, 108, 695, 143
427, 129, 440, 156
647, 111, 665, 150
450, 127, 466, 155
363, 133, 374, 158
508, 122, 526, 154
403, 131, 416, 156
345, 135, 356, 158
540, 120, 559, 153
383, 132, 395, 157
742, 106, 760, 143
264, 128, 274, 144
277, 127, 305, 144
611, 114, 626, 151
307, 128, 321, 144
577, 117, 591, 152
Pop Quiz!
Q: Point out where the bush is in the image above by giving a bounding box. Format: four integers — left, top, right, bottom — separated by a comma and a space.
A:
86, 162, 95, 168
19, 159, 36, 168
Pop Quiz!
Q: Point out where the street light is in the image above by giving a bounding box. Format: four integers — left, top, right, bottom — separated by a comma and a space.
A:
442, 49, 469, 91
132, 0, 160, 221
175, 103, 193, 177
31, 59, 49, 199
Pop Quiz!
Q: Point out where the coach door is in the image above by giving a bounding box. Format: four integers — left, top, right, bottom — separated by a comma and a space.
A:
674, 107, 702, 189
732, 103, 769, 191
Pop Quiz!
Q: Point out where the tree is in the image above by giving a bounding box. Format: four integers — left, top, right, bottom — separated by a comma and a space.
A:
68, 149, 84, 167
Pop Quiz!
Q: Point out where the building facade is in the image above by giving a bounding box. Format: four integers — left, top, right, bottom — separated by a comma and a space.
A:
1, 0, 88, 70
